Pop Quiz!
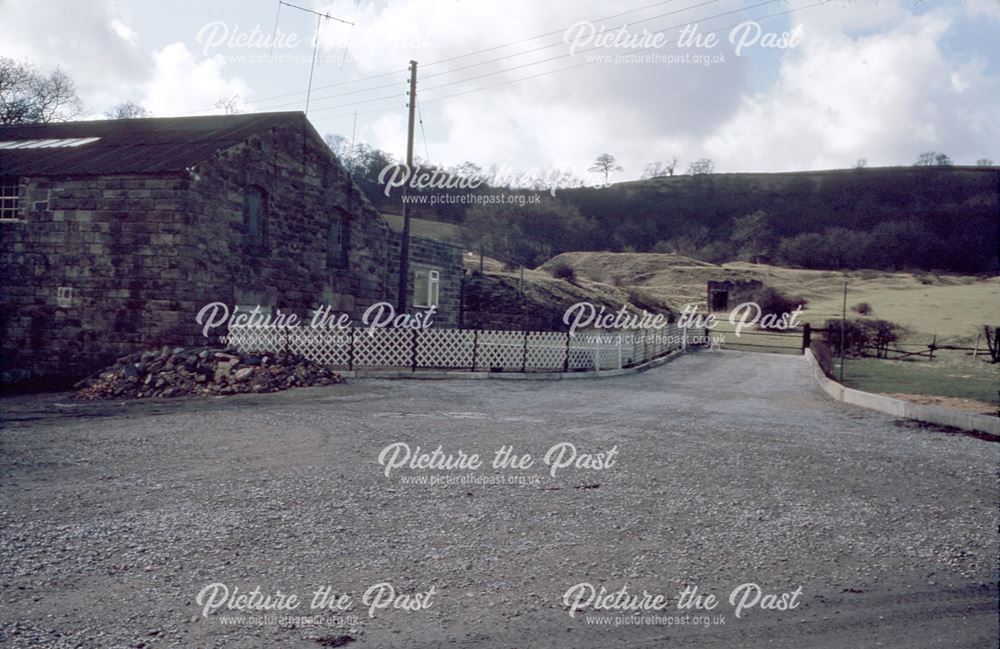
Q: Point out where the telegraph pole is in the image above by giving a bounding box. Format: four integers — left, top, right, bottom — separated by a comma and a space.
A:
839, 281, 847, 383
397, 60, 418, 313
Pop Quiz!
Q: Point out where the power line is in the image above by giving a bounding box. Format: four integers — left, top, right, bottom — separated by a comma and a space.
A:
417, 100, 430, 163
419, 0, 723, 81
273, 0, 756, 114
254, 78, 406, 110
304, 90, 408, 113
421, 0, 828, 103
422, 0, 686, 66
339, 0, 361, 70
202, 0, 711, 112
315, 0, 829, 121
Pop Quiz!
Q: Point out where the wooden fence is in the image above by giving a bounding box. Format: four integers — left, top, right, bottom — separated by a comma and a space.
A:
227, 324, 687, 373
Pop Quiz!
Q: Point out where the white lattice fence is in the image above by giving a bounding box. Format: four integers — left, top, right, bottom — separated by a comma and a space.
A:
474, 330, 524, 371
525, 331, 568, 370
227, 325, 685, 372
287, 328, 351, 365
227, 326, 286, 355
355, 328, 413, 368
417, 329, 475, 368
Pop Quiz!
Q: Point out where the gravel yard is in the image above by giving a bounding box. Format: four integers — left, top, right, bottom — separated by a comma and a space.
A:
1, 350, 997, 648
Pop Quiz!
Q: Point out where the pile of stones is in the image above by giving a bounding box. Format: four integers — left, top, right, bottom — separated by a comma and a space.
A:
73, 346, 344, 399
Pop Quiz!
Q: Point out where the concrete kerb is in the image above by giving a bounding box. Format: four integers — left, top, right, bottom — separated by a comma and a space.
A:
803, 349, 999, 436
340, 347, 686, 381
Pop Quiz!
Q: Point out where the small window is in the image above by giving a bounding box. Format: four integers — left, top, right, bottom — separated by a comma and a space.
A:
413, 268, 440, 308
0, 178, 21, 221
56, 286, 73, 308
244, 185, 266, 252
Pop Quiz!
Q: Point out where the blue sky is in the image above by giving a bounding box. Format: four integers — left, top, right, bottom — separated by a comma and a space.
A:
1, 0, 997, 181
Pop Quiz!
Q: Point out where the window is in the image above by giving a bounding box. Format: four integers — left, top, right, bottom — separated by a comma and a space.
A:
56, 286, 73, 308
328, 208, 349, 268
413, 268, 439, 308
244, 185, 266, 252
0, 178, 21, 220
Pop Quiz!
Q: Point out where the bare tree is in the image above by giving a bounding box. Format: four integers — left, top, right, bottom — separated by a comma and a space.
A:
731, 210, 772, 263
589, 153, 623, 186
214, 95, 241, 115
105, 101, 151, 119
641, 157, 679, 179
687, 158, 714, 175
855, 158, 867, 169
915, 151, 952, 166
0, 57, 82, 124
976, 158, 994, 167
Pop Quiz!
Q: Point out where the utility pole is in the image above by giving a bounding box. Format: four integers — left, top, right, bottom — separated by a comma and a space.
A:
839, 281, 847, 383
396, 60, 418, 313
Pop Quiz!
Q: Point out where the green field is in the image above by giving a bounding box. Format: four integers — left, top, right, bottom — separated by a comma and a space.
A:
833, 355, 999, 411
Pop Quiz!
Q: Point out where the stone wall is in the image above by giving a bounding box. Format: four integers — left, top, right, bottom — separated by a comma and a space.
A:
0, 116, 402, 387
1, 174, 193, 386
386, 229, 465, 328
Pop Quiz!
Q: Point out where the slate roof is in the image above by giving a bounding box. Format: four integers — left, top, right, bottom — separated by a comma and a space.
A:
0, 112, 306, 177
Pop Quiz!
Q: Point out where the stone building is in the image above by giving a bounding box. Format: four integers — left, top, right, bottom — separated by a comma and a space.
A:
706, 279, 764, 311
0, 112, 463, 387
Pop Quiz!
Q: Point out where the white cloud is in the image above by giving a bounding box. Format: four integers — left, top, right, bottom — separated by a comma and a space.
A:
140, 43, 250, 117
703, 7, 1000, 170
110, 18, 139, 46
0, 0, 995, 173
0, 0, 250, 119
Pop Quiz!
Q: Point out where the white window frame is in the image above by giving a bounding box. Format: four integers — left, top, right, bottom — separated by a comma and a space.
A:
0, 177, 21, 221
413, 268, 440, 308
56, 286, 73, 308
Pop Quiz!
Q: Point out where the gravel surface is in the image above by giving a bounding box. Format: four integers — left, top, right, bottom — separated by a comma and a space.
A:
1, 350, 997, 648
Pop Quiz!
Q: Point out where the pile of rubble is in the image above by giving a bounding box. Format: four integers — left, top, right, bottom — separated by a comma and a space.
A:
74, 346, 344, 400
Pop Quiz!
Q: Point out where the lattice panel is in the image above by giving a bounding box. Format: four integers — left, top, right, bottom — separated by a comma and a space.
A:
525, 332, 568, 370
474, 330, 524, 371
567, 336, 597, 370
354, 328, 413, 368
228, 324, 690, 373
287, 328, 351, 366
596, 336, 623, 370
416, 329, 475, 368
227, 325, 283, 355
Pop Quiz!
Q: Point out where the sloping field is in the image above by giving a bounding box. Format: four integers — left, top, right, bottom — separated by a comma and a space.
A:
540, 252, 1000, 344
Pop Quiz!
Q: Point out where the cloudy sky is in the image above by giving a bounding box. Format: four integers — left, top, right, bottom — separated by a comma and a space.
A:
1, 0, 997, 182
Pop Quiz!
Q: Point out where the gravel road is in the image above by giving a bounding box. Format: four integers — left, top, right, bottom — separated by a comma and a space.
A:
1, 350, 997, 648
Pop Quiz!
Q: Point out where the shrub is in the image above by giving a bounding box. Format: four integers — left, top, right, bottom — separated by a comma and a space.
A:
852, 302, 872, 315
823, 318, 906, 358
748, 287, 807, 330
550, 261, 576, 282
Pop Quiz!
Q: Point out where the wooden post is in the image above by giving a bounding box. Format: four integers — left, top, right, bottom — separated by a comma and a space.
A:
396, 60, 418, 314
802, 323, 811, 355
471, 329, 479, 372
521, 329, 528, 372
973, 331, 981, 360
563, 332, 571, 372
928, 334, 936, 361
348, 328, 355, 371
411, 329, 418, 371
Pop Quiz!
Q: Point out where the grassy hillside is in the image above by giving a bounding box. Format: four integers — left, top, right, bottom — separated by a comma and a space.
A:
542, 252, 1000, 344
462, 254, 675, 331
555, 166, 999, 273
